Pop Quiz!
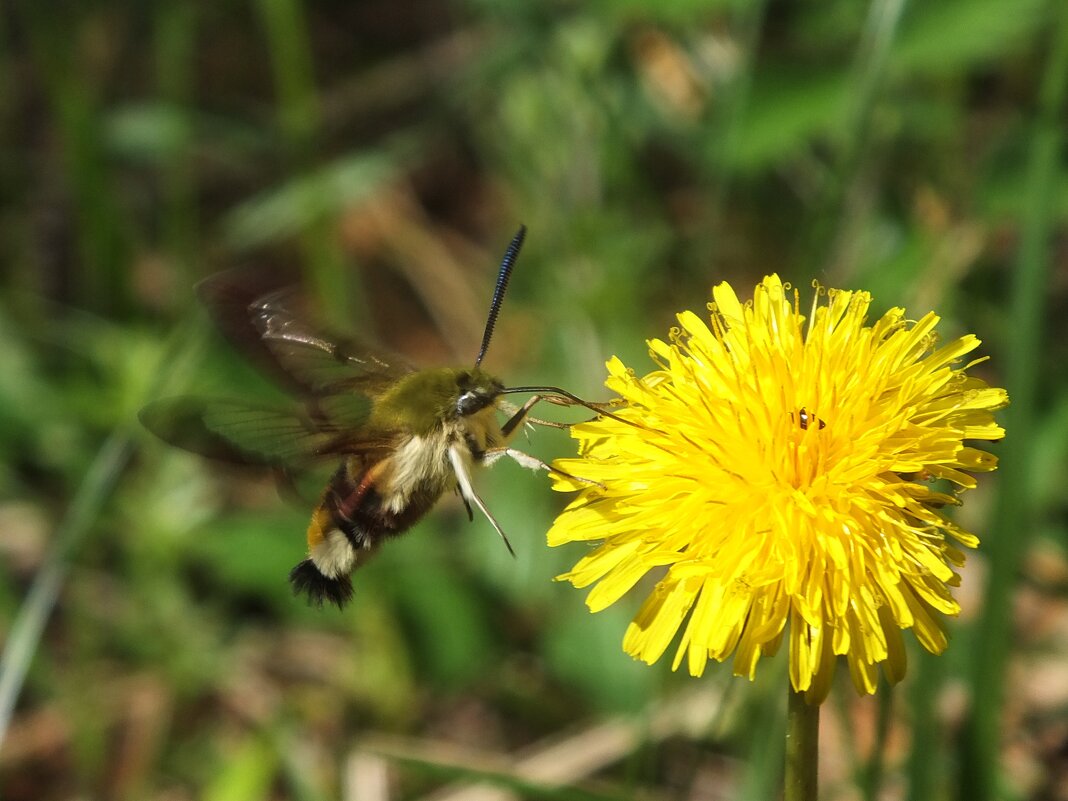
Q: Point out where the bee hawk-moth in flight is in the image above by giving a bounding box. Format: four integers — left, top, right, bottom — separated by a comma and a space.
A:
141, 227, 613, 608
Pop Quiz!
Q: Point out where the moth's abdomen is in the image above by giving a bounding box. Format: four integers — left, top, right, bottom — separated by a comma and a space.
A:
290, 458, 449, 609
289, 558, 353, 609
292, 504, 356, 608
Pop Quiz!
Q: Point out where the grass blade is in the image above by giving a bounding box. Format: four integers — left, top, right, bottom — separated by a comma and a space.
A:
0, 433, 133, 749
960, 3, 1068, 798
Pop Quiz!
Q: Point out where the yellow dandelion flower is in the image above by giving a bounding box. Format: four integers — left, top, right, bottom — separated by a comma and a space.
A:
549, 274, 1007, 702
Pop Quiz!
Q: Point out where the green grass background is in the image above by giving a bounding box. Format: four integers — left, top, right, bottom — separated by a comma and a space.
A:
0, 1, 1065, 799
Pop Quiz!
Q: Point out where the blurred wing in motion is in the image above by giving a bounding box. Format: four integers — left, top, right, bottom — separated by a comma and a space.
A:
139, 396, 379, 467
197, 271, 413, 402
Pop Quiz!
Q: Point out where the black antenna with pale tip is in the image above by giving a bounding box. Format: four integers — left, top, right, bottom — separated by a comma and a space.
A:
475, 224, 526, 368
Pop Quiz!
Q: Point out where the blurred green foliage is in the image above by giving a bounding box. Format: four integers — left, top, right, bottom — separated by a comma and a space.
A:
0, 0, 1065, 799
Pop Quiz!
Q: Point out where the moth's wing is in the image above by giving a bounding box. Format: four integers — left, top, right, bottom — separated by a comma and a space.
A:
248, 289, 413, 398
139, 397, 372, 466
196, 271, 413, 400
195, 270, 309, 396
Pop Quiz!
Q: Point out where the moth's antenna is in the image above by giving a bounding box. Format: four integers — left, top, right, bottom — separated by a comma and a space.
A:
475, 224, 526, 368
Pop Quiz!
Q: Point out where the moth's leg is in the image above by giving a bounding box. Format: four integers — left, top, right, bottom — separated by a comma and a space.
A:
457, 489, 474, 522
483, 447, 604, 488
449, 445, 516, 557
500, 395, 543, 439
525, 415, 570, 430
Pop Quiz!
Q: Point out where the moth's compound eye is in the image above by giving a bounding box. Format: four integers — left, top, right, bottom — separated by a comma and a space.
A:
457, 390, 483, 416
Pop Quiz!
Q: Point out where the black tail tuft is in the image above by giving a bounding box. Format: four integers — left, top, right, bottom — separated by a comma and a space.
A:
289, 559, 354, 609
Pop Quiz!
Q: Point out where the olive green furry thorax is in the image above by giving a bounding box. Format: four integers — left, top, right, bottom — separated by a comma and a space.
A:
370, 367, 503, 434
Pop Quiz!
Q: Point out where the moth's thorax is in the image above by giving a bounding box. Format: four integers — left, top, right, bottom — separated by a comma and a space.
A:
365, 404, 503, 515
370, 366, 505, 434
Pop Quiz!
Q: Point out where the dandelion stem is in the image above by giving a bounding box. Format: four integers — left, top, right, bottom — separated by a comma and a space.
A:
785, 685, 819, 801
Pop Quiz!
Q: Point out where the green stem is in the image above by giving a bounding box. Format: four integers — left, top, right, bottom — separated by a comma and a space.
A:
785, 685, 819, 801
255, 0, 351, 328
20, 6, 130, 312
802, 0, 908, 280
156, 3, 199, 290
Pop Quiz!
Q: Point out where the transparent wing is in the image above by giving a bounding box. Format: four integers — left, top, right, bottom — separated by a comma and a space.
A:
196, 271, 413, 402
139, 396, 386, 467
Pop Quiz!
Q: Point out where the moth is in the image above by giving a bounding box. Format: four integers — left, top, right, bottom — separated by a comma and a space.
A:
141, 227, 609, 608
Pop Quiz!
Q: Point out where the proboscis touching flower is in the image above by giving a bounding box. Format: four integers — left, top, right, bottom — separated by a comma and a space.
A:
549, 275, 1007, 702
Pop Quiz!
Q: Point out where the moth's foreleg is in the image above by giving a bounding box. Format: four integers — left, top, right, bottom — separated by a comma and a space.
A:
500, 395, 543, 439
